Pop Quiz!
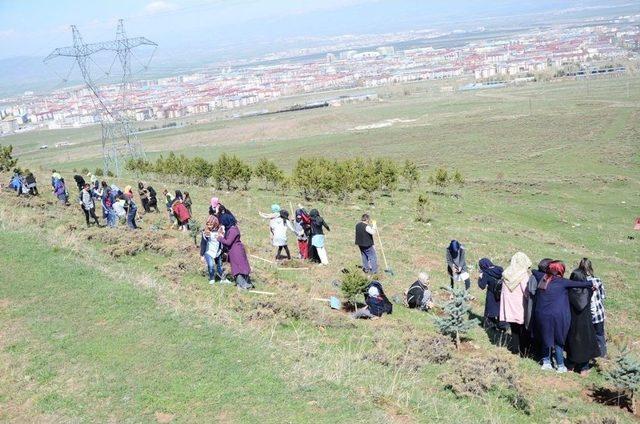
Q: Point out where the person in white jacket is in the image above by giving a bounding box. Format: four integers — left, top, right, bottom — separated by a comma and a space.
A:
270, 210, 296, 260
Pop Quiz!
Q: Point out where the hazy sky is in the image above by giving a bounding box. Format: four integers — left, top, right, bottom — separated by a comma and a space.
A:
0, 0, 628, 61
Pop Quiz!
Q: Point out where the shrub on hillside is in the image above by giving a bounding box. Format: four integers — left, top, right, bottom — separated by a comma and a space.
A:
416, 193, 432, 222
453, 169, 465, 186
81, 167, 90, 175
0, 145, 18, 172
402, 159, 420, 191
94, 167, 104, 177
254, 158, 286, 190
428, 167, 449, 187
340, 267, 369, 307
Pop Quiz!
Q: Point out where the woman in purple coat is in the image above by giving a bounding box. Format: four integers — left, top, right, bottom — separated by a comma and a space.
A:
217, 214, 252, 289
534, 260, 595, 373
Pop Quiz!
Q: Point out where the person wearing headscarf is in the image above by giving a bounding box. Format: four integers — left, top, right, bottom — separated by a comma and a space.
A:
101, 184, 117, 228
309, 209, 330, 265
534, 261, 597, 373
183, 192, 192, 215
446, 240, 471, 290
209, 197, 234, 220
171, 196, 191, 232
477, 258, 506, 331
217, 213, 252, 289
500, 252, 533, 356
123, 186, 138, 230
200, 215, 227, 284
269, 210, 296, 260
53, 176, 68, 205
138, 182, 151, 213
258, 204, 281, 219
525, 258, 552, 354
353, 281, 393, 319
578, 258, 607, 358
293, 208, 311, 259
566, 266, 601, 375
163, 189, 176, 224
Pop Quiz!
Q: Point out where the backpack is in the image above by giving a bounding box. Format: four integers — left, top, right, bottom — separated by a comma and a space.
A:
406, 281, 425, 309
493, 278, 503, 303
365, 281, 393, 315
147, 186, 157, 198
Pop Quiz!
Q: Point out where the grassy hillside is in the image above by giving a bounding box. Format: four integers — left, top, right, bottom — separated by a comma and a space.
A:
1, 75, 639, 422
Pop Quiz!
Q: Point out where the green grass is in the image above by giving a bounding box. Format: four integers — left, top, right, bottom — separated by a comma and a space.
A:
0, 231, 375, 422
1, 75, 639, 422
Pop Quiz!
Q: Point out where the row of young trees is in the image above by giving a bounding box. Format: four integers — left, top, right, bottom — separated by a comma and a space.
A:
124, 153, 440, 201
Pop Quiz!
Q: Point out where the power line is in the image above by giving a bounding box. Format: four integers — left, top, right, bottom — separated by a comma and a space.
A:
44, 19, 158, 176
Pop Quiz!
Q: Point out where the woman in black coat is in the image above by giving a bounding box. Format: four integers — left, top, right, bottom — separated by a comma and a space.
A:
566, 269, 601, 375
477, 258, 506, 331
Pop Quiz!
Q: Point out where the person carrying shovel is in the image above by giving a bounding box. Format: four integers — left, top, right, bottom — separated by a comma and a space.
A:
355, 213, 379, 274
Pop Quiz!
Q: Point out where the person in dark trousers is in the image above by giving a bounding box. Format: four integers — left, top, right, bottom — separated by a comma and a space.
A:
73, 174, 86, 192
309, 209, 330, 265
352, 281, 393, 319
446, 240, 471, 290
477, 258, 507, 331
578, 258, 607, 358
78, 183, 100, 227
534, 261, 596, 373
146, 185, 159, 212
138, 182, 151, 213
355, 213, 378, 274
567, 267, 601, 375
25, 172, 38, 195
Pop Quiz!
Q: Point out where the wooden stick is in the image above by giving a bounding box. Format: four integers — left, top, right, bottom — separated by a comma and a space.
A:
250, 254, 275, 264
312, 298, 330, 302
247, 290, 276, 296
277, 267, 309, 271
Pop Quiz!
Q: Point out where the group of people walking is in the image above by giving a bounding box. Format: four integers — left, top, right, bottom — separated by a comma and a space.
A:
477, 249, 606, 374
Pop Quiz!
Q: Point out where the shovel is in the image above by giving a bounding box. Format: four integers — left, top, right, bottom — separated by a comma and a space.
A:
312, 296, 342, 310
374, 221, 394, 276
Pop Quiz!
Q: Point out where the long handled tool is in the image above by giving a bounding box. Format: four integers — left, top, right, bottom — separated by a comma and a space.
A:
374, 223, 394, 276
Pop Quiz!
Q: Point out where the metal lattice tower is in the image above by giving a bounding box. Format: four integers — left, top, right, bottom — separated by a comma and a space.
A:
45, 20, 157, 176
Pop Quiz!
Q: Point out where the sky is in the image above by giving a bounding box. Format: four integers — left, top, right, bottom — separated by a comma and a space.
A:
1, 0, 631, 61
0, 0, 636, 96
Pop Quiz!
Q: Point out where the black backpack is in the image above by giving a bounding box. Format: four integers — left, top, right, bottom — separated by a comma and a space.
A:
406, 281, 425, 309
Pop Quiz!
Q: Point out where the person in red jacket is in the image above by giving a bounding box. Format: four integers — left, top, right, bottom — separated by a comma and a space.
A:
172, 197, 191, 231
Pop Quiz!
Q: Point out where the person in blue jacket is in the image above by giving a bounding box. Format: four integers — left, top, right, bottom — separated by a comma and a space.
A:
534, 260, 597, 373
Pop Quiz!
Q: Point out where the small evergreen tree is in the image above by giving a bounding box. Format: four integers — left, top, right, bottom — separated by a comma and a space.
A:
435, 287, 479, 349
94, 167, 104, 177
416, 193, 432, 222
0, 145, 18, 172
606, 347, 640, 414
452, 169, 465, 186
402, 159, 420, 191
340, 267, 370, 307
81, 167, 90, 175
429, 167, 449, 187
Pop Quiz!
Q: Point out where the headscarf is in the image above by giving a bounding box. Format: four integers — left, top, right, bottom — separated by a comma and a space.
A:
271, 204, 281, 213
537, 258, 553, 273
210, 197, 219, 209
538, 261, 565, 290
124, 185, 132, 194
368, 286, 380, 298
478, 258, 503, 280
175, 190, 183, 200
52, 172, 61, 180
309, 209, 319, 217
280, 210, 289, 224
502, 252, 532, 291
219, 213, 236, 229
418, 272, 429, 285
448, 240, 461, 258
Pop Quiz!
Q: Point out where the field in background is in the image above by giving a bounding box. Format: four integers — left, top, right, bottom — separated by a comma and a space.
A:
1, 75, 639, 422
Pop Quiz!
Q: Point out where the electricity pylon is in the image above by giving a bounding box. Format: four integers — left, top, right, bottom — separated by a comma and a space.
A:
45, 20, 157, 176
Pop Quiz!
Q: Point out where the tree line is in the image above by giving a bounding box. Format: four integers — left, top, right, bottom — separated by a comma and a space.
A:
124, 153, 441, 201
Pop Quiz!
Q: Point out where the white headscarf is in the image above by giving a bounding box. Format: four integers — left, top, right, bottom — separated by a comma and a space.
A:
502, 252, 532, 291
